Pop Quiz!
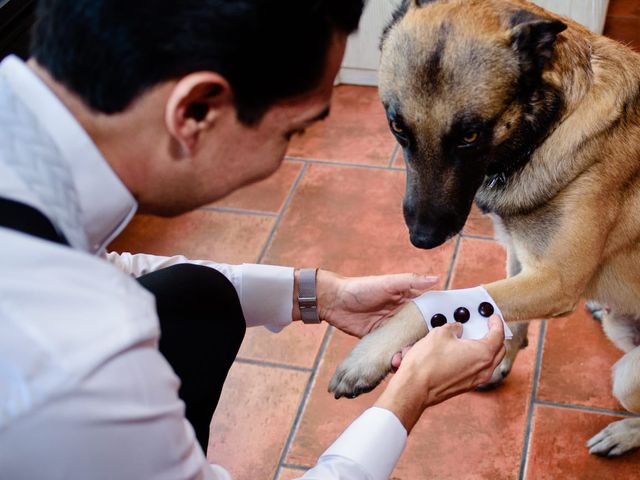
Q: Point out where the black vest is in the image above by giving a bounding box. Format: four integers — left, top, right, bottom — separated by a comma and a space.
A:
0, 197, 69, 245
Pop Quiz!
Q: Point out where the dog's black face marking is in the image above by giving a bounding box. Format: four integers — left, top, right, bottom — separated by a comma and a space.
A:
388, 105, 493, 249
385, 101, 414, 148
422, 23, 451, 92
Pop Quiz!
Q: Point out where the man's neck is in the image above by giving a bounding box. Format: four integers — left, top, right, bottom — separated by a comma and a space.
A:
26, 59, 170, 205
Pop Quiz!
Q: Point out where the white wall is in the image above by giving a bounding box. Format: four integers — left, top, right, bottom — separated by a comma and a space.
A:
532, 0, 610, 33
337, 0, 402, 86
337, 0, 610, 86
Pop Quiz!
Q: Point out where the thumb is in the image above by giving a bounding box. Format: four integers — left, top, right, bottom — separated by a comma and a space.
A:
442, 322, 463, 338
390, 346, 412, 371
482, 315, 505, 348
391, 351, 403, 370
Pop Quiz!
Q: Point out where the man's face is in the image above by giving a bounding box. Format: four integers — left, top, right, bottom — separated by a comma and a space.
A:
175, 34, 347, 213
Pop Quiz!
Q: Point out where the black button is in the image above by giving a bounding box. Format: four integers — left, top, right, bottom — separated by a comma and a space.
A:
430, 313, 447, 328
478, 302, 494, 317
454, 307, 470, 323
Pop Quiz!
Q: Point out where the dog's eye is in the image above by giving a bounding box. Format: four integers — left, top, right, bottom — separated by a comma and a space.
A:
463, 132, 479, 144
391, 121, 404, 135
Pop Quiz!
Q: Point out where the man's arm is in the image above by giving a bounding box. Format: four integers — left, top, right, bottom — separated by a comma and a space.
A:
296, 318, 506, 479
105, 252, 438, 337
104, 251, 295, 331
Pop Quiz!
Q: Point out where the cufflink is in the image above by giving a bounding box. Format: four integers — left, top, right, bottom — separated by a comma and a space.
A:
298, 268, 321, 324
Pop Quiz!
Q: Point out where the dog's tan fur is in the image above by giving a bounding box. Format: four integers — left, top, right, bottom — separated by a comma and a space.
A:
329, 0, 640, 456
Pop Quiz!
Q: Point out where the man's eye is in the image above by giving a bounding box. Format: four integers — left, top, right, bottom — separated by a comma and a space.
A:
462, 131, 479, 144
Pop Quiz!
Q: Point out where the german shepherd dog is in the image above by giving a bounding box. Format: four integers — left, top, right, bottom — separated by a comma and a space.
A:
329, 0, 640, 456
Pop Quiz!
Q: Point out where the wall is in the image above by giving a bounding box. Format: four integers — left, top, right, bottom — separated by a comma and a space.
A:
337, 0, 612, 86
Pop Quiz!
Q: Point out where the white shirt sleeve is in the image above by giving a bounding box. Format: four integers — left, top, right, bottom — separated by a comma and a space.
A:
103, 253, 409, 479
103, 251, 294, 331
297, 407, 408, 480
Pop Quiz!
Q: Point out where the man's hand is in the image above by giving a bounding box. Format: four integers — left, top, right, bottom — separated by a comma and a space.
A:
312, 269, 438, 338
375, 316, 506, 432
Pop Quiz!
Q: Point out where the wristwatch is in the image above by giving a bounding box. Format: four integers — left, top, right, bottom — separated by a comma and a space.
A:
298, 268, 320, 324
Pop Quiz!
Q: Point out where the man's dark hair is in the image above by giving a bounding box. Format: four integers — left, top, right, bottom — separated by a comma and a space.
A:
31, 0, 364, 124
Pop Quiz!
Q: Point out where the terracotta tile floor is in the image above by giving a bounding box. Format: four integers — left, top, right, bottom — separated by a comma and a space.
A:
111, 9, 640, 479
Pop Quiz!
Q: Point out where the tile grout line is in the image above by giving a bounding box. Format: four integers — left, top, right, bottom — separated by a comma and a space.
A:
281, 463, 309, 472
443, 235, 462, 290
273, 326, 335, 480
257, 162, 308, 264
199, 206, 278, 217
460, 232, 497, 241
387, 144, 400, 169
285, 155, 402, 172
517, 319, 547, 480
534, 399, 640, 418
234, 357, 313, 373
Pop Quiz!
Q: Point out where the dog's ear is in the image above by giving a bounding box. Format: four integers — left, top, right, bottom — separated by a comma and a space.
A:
381, 0, 414, 49
508, 10, 567, 75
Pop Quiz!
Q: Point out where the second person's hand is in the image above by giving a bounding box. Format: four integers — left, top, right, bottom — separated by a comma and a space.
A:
375, 315, 506, 432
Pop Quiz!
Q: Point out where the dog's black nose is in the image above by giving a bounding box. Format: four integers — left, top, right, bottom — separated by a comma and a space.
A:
409, 230, 447, 249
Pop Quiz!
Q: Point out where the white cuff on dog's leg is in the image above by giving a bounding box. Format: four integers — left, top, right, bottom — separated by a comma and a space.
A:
412, 286, 513, 340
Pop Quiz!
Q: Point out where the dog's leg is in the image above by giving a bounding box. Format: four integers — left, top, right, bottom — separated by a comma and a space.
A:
330, 178, 616, 399
478, 245, 530, 389
328, 302, 427, 399
587, 345, 640, 456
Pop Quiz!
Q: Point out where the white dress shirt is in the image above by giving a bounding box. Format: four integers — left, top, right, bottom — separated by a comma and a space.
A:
0, 55, 407, 480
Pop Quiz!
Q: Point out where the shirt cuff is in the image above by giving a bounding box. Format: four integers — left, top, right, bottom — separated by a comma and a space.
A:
412, 286, 513, 340
320, 407, 407, 480
239, 264, 294, 332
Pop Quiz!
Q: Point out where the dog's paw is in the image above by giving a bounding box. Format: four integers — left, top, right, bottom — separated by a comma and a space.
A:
586, 418, 640, 457
476, 356, 512, 391
328, 341, 391, 400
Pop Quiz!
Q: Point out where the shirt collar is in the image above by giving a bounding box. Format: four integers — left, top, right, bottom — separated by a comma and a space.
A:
0, 55, 137, 254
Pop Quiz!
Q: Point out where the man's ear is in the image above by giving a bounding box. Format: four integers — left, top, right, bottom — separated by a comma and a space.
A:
508, 10, 566, 76
165, 72, 232, 154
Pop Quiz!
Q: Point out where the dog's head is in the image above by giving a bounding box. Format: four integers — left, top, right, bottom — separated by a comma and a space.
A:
379, 0, 566, 248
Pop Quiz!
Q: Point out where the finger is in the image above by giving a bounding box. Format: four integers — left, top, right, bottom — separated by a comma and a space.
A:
480, 315, 505, 349
442, 322, 463, 338
391, 352, 403, 369
388, 273, 439, 296
391, 345, 413, 369
408, 274, 439, 293
490, 345, 506, 370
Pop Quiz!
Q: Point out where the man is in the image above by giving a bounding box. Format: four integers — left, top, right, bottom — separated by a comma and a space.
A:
0, 1, 506, 479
